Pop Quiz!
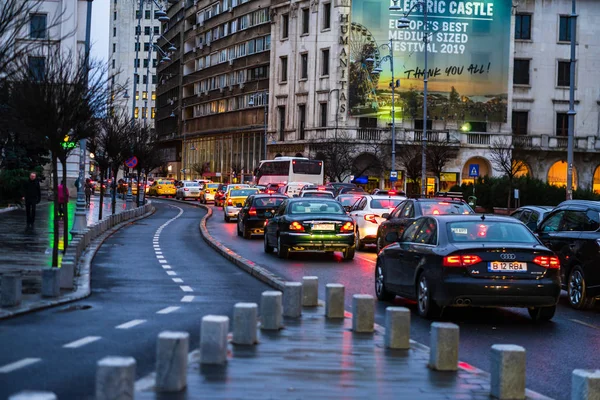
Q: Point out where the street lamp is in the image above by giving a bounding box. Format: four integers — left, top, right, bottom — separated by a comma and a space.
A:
248, 91, 268, 161
397, 0, 430, 197
366, 39, 399, 188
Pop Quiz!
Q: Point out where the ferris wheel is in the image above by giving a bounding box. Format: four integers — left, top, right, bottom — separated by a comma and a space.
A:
349, 22, 381, 111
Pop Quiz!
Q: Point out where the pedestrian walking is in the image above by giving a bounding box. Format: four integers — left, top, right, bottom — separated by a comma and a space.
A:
23, 172, 41, 231
85, 178, 93, 207
57, 180, 69, 218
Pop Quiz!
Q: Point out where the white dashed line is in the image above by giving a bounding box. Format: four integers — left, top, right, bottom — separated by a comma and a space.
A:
172, 278, 183, 283
155, 251, 163, 255
181, 296, 194, 302
116, 319, 146, 329
63, 336, 102, 349
0, 358, 41, 373
180, 285, 193, 292
156, 255, 165, 259
162, 265, 172, 269
159, 260, 167, 264
166, 271, 177, 276
157, 306, 180, 314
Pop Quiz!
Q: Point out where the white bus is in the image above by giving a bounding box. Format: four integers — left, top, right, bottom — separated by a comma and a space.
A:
255, 157, 324, 186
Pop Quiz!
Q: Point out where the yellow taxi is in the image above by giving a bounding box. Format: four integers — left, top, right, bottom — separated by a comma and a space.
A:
148, 179, 177, 197
223, 187, 259, 222
200, 183, 220, 204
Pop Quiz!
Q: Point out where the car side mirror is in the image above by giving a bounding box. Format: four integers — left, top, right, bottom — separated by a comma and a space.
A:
382, 213, 390, 219
385, 232, 399, 243
236, 203, 243, 207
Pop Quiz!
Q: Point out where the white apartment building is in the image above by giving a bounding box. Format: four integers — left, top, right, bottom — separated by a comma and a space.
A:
267, 0, 600, 194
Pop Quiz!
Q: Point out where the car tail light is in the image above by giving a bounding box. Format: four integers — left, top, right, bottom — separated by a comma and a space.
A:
249, 207, 257, 216
227, 199, 233, 206
158, 185, 162, 189
184, 188, 189, 191
364, 214, 378, 224
289, 221, 305, 231
443, 254, 482, 267
388, 190, 397, 195
340, 222, 354, 233
533, 256, 560, 269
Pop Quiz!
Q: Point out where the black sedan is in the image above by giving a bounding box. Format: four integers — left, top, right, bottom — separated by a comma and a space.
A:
510, 205, 554, 231
375, 215, 561, 321
264, 198, 356, 260
237, 194, 287, 239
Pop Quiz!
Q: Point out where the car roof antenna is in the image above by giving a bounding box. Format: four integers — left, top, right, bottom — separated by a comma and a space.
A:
480, 214, 486, 221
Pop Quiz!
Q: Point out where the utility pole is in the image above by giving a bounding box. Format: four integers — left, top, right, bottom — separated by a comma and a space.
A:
566, 0, 577, 200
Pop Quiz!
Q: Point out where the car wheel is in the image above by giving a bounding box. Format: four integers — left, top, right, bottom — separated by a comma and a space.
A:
224, 214, 230, 223
417, 274, 441, 319
264, 232, 274, 253
343, 247, 355, 260
568, 266, 596, 309
277, 235, 289, 259
356, 231, 365, 251
528, 305, 556, 322
375, 260, 395, 301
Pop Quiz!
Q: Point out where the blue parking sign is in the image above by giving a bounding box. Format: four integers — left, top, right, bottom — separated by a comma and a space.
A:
468, 164, 479, 178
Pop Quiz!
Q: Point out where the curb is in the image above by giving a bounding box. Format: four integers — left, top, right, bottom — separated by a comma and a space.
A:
0, 205, 19, 214
0, 205, 156, 320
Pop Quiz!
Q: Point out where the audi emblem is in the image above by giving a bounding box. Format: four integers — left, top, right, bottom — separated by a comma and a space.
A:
500, 253, 516, 260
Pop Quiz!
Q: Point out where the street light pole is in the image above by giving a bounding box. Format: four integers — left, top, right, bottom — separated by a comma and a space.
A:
566, 0, 577, 200
264, 93, 268, 160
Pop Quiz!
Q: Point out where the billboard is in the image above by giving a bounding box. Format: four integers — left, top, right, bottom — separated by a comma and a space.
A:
349, 0, 512, 123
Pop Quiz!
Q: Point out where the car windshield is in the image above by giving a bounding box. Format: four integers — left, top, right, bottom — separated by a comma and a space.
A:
254, 197, 285, 207
302, 192, 334, 198
208, 184, 219, 189
446, 221, 538, 244
230, 189, 258, 197
371, 199, 403, 209
421, 201, 473, 215
185, 182, 200, 187
290, 201, 345, 215
338, 196, 364, 206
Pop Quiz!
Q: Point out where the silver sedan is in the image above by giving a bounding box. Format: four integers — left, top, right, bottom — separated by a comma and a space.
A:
175, 181, 201, 200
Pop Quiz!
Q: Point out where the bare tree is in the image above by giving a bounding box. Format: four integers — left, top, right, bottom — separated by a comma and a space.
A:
489, 136, 529, 209
426, 140, 458, 192
397, 144, 422, 195
192, 162, 210, 179
131, 123, 163, 204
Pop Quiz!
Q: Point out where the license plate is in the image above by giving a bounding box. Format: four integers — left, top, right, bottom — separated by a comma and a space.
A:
313, 223, 335, 231
488, 261, 527, 272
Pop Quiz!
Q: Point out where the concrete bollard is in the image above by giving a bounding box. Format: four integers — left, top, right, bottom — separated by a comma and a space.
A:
261, 291, 283, 330
302, 276, 318, 307
9, 391, 57, 400
325, 283, 345, 319
1, 274, 22, 307
200, 315, 229, 365
232, 303, 258, 345
429, 322, 459, 371
41, 268, 60, 298
156, 331, 189, 392
352, 294, 374, 333
95, 356, 136, 400
572, 370, 600, 400
490, 344, 526, 400
283, 282, 302, 318
385, 307, 410, 349
59, 260, 75, 290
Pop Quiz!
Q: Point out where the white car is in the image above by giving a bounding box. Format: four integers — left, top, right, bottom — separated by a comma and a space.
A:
175, 181, 201, 200
279, 181, 313, 198
299, 190, 335, 199
348, 195, 407, 251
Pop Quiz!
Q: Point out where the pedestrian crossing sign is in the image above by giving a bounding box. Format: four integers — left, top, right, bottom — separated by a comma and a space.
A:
468, 164, 479, 178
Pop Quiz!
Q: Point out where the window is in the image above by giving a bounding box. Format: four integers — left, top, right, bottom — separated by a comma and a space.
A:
513, 59, 530, 85
414, 218, 437, 245
114, 11, 117, 21
154, 26, 160, 35
152, 91, 156, 100
112, 43, 116, 53
468, 121, 487, 132
414, 119, 433, 130
556, 112, 569, 136
401, 220, 422, 242
278, 106, 285, 141
112, 59, 115, 69
142, 91, 148, 100
323, 3, 331, 30
145, 10, 151, 19
557, 61, 571, 87
298, 104, 306, 140
135, 92, 140, 100
135, 42, 140, 51
151, 107, 156, 119
142, 107, 147, 119
559, 16, 574, 42
134, 107, 139, 118
280, 56, 288, 82
152, 75, 157, 84
301, 8, 309, 34
515, 14, 531, 40
134, 59, 140, 68
561, 210, 586, 231
134, 74, 139, 84
585, 210, 600, 231
300, 53, 308, 79
321, 49, 329, 76
540, 211, 563, 233
113, 27, 117, 37
143, 75, 147, 84
135, 10, 141, 19
145, 26, 151, 35
143, 59, 149, 68
135, 26, 141, 35
152, 59, 158, 67
281, 14, 289, 39
512, 111, 528, 135
320, 102, 327, 127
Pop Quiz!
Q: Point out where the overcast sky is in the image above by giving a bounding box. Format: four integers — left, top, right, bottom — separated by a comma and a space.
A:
90, 0, 110, 63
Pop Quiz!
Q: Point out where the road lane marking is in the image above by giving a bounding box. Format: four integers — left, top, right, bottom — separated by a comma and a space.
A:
570, 319, 599, 330
180, 285, 193, 292
155, 251, 163, 255
172, 278, 183, 283
159, 260, 167, 264
157, 306, 180, 314
166, 271, 177, 276
116, 319, 146, 329
181, 296, 194, 302
156, 255, 165, 259
63, 336, 102, 348
356, 255, 376, 264
0, 358, 41, 373
162, 265, 171, 269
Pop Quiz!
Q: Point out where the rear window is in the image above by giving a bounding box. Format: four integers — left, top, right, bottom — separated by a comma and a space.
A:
253, 197, 285, 207
446, 221, 538, 244
371, 199, 403, 209
185, 182, 200, 187
421, 201, 473, 215
302, 192, 334, 198
290, 201, 345, 215
208, 184, 220, 189
158, 181, 173, 185
230, 189, 258, 197
338, 196, 364, 206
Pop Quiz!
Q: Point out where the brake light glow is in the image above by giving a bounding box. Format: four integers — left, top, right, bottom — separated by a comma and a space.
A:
317, 186, 326, 191
249, 207, 257, 216
289, 221, 304, 231
227, 199, 233, 206
388, 190, 397, 195
184, 188, 189, 191
443, 254, 482, 267
432, 209, 440, 215
340, 222, 354, 233
158, 186, 162, 189
533, 256, 560, 269
364, 214, 378, 224
438, 202, 450, 205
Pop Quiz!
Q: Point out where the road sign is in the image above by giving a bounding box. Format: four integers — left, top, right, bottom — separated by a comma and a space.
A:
390, 170, 398, 182
125, 156, 138, 169
468, 164, 479, 178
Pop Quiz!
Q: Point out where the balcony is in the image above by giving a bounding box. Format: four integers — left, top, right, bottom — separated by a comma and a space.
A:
357, 128, 382, 141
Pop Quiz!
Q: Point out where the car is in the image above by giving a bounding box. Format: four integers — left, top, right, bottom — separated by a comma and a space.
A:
147, 179, 177, 197
264, 198, 356, 260
299, 190, 335, 199
338, 186, 367, 195
510, 205, 554, 231
266, 183, 286, 194
375, 215, 561, 320
371, 189, 406, 196
335, 193, 366, 212
215, 183, 250, 207
237, 194, 288, 239
535, 200, 600, 309
223, 188, 260, 222
329, 182, 358, 196
175, 181, 201, 200
376, 198, 474, 252
200, 183, 221, 204
348, 195, 407, 251
279, 182, 314, 198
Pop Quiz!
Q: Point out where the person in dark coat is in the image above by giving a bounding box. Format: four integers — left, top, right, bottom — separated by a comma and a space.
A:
23, 172, 41, 230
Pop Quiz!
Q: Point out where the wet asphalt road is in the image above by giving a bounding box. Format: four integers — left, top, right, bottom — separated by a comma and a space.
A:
0, 201, 269, 399
206, 204, 600, 400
